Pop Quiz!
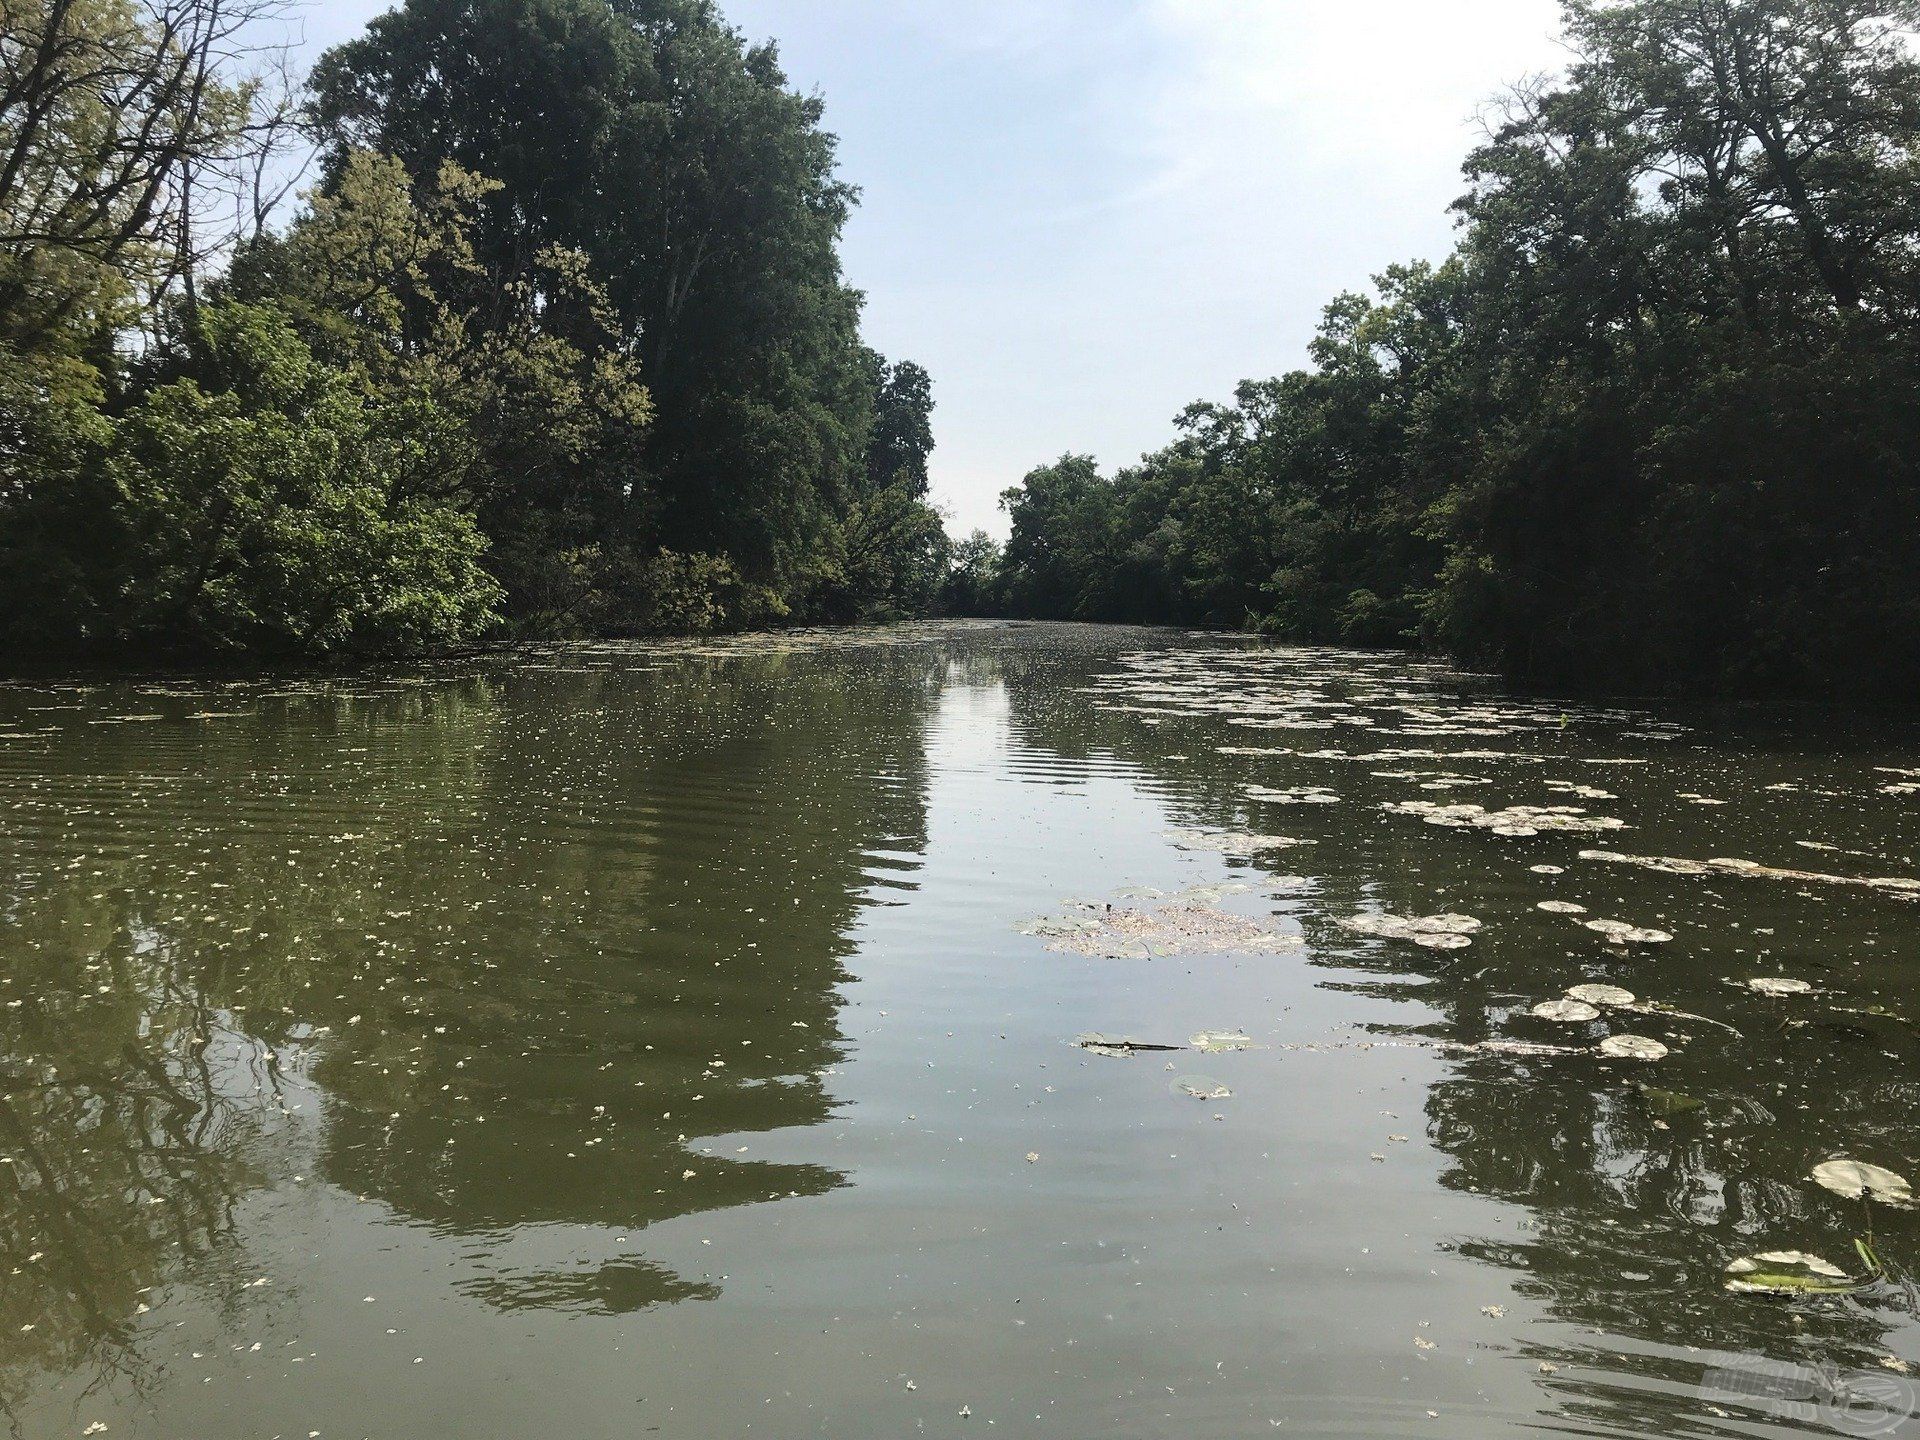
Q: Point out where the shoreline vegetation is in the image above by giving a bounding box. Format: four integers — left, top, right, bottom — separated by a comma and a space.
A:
977, 0, 1920, 700
5, 1, 1919, 700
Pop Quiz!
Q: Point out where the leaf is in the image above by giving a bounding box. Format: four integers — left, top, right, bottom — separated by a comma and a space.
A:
1724, 1250, 1859, 1295
1531, 999, 1601, 1023
1811, 1159, 1915, 1206
1598, 1035, 1669, 1061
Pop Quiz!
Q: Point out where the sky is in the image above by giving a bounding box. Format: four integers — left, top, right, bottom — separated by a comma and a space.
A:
293, 0, 1569, 538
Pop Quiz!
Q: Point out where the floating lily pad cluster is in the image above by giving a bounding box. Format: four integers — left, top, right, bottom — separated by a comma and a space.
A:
1337, 912, 1481, 950
1581, 849, 1920, 901
1054, 644, 1920, 1316
1723, 1165, 1912, 1296
1384, 800, 1629, 837
1164, 828, 1310, 856
1029, 901, 1301, 960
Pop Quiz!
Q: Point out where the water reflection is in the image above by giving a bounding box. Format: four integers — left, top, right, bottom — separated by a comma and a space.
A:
0, 625, 1915, 1438
1000, 628, 1920, 1429
0, 639, 946, 1394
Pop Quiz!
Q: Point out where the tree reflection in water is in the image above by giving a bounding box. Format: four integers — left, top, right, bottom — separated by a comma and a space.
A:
0, 637, 943, 1402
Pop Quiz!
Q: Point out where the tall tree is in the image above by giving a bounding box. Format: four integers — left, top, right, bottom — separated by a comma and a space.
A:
309, 0, 880, 598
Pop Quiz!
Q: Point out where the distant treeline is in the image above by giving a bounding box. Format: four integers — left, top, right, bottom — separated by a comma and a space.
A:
978, 0, 1920, 697
1, 0, 948, 661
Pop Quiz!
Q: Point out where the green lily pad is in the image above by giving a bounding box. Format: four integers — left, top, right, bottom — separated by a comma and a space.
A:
1811, 1159, 1915, 1206
1632, 1083, 1704, 1117
1724, 1250, 1858, 1296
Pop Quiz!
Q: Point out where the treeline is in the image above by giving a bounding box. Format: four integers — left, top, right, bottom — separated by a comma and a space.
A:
1, 0, 949, 661
985, 0, 1920, 697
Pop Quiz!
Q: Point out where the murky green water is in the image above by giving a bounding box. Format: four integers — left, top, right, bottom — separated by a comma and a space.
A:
2, 622, 1918, 1438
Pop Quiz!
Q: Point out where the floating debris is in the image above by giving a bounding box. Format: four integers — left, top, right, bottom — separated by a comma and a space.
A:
1537, 900, 1588, 915
1532, 999, 1601, 1023
1244, 785, 1340, 805
1033, 903, 1302, 959
1189, 1031, 1263, 1053
1165, 829, 1312, 856
1173, 1076, 1233, 1101
1580, 849, 1920, 901
1385, 801, 1627, 837
1599, 1035, 1669, 1062
1338, 913, 1482, 950
1443, 1038, 1589, 1058
1077, 1034, 1185, 1058
1584, 919, 1673, 947
1747, 977, 1813, 997
1811, 1160, 1914, 1207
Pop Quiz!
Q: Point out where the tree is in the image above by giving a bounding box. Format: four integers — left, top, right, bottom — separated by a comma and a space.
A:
864, 355, 934, 494
308, 0, 883, 608
0, 0, 298, 357
226, 149, 653, 632
108, 300, 500, 655
940, 530, 1002, 616
994, 0, 1920, 696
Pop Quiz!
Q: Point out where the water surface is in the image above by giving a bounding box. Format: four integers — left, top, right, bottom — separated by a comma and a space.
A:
2, 622, 1917, 1438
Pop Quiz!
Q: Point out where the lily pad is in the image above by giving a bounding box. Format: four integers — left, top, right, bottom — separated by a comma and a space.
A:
1633, 1083, 1704, 1117
1599, 1035, 1669, 1061
1172, 1076, 1233, 1101
1585, 919, 1674, 946
1532, 999, 1601, 1023
1811, 1159, 1914, 1206
1339, 912, 1482, 950
1567, 983, 1637, 1008
1748, 977, 1813, 997
1537, 901, 1588, 915
1724, 1251, 1857, 1296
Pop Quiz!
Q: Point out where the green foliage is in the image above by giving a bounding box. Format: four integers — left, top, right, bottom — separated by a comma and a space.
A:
307, 0, 930, 621
0, 0, 250, 357
940, 530, 1003, 616
0, 346, 118, 652
998, 0, 1920, 695
226, 149, 655, 633
0, 0, 946, 662
108, 302, 500, 656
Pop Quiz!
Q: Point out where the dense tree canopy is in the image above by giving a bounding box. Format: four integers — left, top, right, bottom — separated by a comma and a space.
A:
0, 0, 943, 660
989, 0, 1920, 696
6, 0, 1917, 689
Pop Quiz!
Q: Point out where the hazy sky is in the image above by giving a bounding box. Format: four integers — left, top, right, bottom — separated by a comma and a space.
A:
296, 1, 1568, 536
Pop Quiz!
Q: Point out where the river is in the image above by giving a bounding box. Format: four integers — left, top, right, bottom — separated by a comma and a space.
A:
1, 621, 1916, 1438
